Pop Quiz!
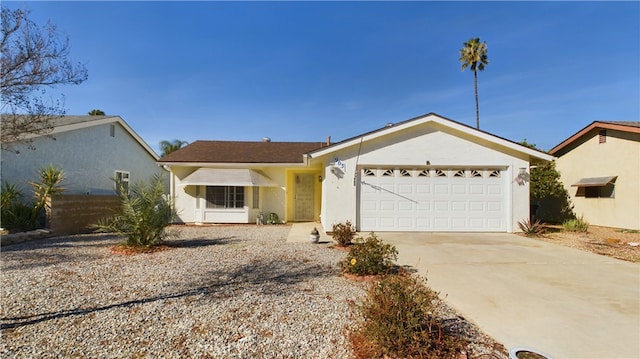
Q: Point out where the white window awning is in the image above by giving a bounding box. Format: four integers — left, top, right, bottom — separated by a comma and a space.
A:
571, 176, 617, 187
180, 168, 279, 187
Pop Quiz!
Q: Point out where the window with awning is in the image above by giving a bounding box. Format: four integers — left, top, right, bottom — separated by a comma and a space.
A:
180, 168, 278, 187
572, 176, 616, 198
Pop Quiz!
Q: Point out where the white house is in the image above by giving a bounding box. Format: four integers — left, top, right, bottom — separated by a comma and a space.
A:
160, 113, 553, 233
1, 115, 165, 195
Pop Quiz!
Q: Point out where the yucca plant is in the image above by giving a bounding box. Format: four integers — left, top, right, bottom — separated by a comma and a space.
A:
94, 174, 176, 247
29, 165, 65, 226
518, 218, 545, 237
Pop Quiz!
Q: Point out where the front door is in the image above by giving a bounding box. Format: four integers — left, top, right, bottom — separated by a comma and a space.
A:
294, 174, 314, 221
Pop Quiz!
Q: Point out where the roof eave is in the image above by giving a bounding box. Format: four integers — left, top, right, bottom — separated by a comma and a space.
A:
550, 121, 640, 156
308, 113, 554, 162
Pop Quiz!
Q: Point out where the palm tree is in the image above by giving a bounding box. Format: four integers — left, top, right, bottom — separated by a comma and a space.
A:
459, 37, 489, 129
159, 139, 188, 157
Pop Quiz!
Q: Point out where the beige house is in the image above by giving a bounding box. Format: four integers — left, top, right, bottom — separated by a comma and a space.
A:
549, 121, 640, 230
159, 113, 553, 233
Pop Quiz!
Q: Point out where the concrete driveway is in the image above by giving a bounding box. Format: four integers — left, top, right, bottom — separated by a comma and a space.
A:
379, 232, 640, 359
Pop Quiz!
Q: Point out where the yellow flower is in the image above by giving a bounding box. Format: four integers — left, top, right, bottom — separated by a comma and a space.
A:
350, 258, 357, 266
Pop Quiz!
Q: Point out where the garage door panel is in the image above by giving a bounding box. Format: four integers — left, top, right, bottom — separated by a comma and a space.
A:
452, 184, 466, 194
398, 200, 413, 211
359, 168, 507, 232
451, 201, 466, 211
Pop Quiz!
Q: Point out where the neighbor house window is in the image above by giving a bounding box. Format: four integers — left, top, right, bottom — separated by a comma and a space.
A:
110, 124, 116, 137
206, 186, 245, 209
577, 185, 615, 198
115, 171, 130, 194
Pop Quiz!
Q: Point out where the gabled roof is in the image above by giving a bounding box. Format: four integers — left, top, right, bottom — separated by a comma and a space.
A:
307, 112, 554, 162
6, 115, 160, 160
158, 140, 327, 165
549, 121, 640, 156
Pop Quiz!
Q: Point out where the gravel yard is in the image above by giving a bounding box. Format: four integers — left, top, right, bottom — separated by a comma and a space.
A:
1, 225, 504, 358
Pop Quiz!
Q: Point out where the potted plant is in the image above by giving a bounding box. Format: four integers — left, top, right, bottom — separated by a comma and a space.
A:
310, 227, 320, 243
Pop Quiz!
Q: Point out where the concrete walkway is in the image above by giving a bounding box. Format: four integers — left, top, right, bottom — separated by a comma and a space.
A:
380, 232, 640, 359
286, 222, 332, 243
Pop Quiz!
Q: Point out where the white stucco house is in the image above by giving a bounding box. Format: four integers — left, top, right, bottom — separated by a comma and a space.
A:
1, 115, 165, 195
159, 113, 553, 233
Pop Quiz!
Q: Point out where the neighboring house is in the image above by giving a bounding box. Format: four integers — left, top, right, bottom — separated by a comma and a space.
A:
549, 121, 640, 230
1, 115, 165, 195
159, 113, 553, 233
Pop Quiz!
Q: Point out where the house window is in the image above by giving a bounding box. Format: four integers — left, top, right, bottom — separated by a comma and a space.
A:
363, 168, 376, 177
115, 171, 130, 194
110, 124, 116, 137
453, 170, 465, 177
598, 129, 606, 144
435, 169, 447, 177
489, 170, 501, 178
400, 169, 411, 177
577, 184, 615, 198
382, 169, 394, 177
470, 170, 482, 178
206, 186, 245, 209
252, 187, 260, 209
418, 169, 430, 177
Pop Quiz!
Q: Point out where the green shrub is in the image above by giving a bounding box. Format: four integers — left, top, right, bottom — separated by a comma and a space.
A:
518, 218, 545, 237
1, 200, 40, 232
563, 215, 589, 232
340, 232, 397, 276
331, 220, 356, 246
351, 271, 466, 359
94, 174, 176, 247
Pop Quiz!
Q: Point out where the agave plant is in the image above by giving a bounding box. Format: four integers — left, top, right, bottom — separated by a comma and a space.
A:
518, 218, 545, 237
94, 174, 176, 247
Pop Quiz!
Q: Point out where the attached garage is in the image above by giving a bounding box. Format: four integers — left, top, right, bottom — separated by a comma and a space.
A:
307, 113, 554, 233
359, 167, 506, 231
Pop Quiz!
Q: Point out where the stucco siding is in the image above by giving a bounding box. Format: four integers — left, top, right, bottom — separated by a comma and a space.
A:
555, 129, 640, 230
1, 123, 165, 195
170, 166, 289, 224
317, 125, 531, 232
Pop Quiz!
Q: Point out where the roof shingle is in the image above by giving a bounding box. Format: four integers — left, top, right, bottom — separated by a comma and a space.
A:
158, 140, 327, 164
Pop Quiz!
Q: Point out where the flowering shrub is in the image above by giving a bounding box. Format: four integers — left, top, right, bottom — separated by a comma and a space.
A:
331, 220, 356, 246
340, 232, 397, 276
350, 271, 466, 359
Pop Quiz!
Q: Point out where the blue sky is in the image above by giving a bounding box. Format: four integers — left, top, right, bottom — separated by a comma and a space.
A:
6, 1, 639, 153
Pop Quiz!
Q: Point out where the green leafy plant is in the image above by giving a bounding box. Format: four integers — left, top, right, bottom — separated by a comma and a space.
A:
331, 220, 356, 246
351, 271, 466, 359
94, 174, 176, 247
266, 212, 280, 225
340, 232, 398, 276
518, 218, 545, 237
563, 215, 589, 232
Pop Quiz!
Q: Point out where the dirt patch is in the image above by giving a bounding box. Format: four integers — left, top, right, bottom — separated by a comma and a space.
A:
528, 225, 640, 263
109, 244, 173, 255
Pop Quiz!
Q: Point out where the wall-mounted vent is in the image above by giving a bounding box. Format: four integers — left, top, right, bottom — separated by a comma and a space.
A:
598, 129, 606, 144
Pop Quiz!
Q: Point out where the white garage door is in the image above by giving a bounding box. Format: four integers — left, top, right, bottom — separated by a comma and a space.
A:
359, 168, 506, 232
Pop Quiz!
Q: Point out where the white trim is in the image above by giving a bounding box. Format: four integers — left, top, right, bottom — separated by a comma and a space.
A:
308, 113, 555, 162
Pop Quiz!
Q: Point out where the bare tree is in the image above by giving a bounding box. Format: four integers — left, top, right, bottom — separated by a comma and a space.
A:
1, 7, 88, 150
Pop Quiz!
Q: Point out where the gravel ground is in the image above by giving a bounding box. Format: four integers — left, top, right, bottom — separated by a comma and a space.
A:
1, 225, 505, 358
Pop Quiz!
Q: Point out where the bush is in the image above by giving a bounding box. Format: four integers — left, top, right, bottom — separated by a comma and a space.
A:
351, 271, 466, 359
563, 215, 589, 232
518, 218, 545, 237
94, 174, 176, 247
340, 232, 397, 276
332, 220, 356, 246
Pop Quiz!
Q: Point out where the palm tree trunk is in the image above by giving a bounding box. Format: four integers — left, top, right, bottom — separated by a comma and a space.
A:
474, 69, 480, 129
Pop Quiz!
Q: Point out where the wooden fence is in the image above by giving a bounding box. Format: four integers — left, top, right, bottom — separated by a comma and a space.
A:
49, 194, 121, 235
